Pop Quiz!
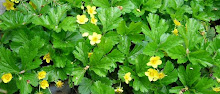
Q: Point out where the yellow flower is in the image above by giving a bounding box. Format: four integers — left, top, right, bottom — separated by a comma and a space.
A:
124, 72, 132, 84
40, 80, 49, 89
88, 52, 93, 58
77, 15, 89, 24
3, 0, 15, 10
29, 1, 37, 10
114, 87, 123, 93
213, 87, 220, 92
1, 73, 12, 83
145, 68, 159, 81
147, 56, 162, 68
87, 5, 97, 15
90, 14, 95, 18
88, 32, 102, 45
173, 19, 181, 26
172, 29, 178, 36
216, 77, 220, 83
11, 0, 19, 3
91, 17, 97, 25
158, 72, 165, 79
55, 80, 64, 88
43, 53, 51, 63
82, 32, 89, 37
38, 71, 46, 80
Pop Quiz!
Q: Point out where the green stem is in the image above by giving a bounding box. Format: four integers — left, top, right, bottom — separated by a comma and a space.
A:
48, 87, 52, 94
111, 0, 114, 7
0, 89, 7, 94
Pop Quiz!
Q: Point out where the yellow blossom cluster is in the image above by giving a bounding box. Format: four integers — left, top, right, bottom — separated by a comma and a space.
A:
145, 68, 165, 82
82, 32, 102, 45
123, 72, 132, 84
172, 19, 181, 36
213, 87, 220, 92
1, 73, 12, 83
145, 56, 166, 82
115, 86, 123, 93
43, 53, 51, 63
38, 71, 49, 89
3, 0, 15, 10
77, 5, 98, 25
56, 80, 64, 88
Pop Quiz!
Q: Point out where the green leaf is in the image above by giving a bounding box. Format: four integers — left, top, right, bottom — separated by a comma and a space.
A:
71, 67, 86, 85
52, 32, 83, 50
0, 79, 18, 94
134, 54, 149, 77
169, 86, 184, 94
19, 37, 44, 70
52, 55, 67, 68
90, 56, 114, 77
80, 23, 101, 34
128, 22, 142, 34
93, 0, 110, 8
91, 81, 114, 94
30, 0, 51, 12
216, 25, 220, 33
133, 76, 150, 93
78, 78, 93, 94
159, 35, 183, 50
73, 42, 90, 66
43, 66, 68, 82
16, 75, 33, 94
107, 49, 125, 63
193, 77, 215, 93
22, 73, 39, 87
117, 21, 128, 35
117, 21, 142, 35
178, 64, 201, 87
0, 47, 20, 73
63, 61, 75, 75
104, 31, 120, 45
130, 0, 144, 8
115, 0, 135, 14
143, 42, 164, 57
59, 17, 77, 32
118, 36, 131, 55
97, 37, 114, 54
33, 5, 70, 32
179, 18, 202, 50
189, 50, 213, 67
0, 11, 33, 30
161, 61, 178, 85
143, 0, 162, 13
166, 45, 188, 64
144, 13, 169, 42
97, 7, 123, 32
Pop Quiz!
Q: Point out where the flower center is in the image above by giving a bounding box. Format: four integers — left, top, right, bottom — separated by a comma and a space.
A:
79, 18, 85, 22
124, 76, 129, 80
6, 3, 12, 7
92, 37, 98, 42
89, 9, 93, 14
151, 60, 157, 64
5, 75, 10, 80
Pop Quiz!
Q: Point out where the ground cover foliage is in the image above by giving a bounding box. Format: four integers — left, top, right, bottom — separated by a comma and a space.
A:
0, 0, 220, 94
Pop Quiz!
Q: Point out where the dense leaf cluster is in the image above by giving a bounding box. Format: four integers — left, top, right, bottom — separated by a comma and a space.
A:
0, 0, 220, 94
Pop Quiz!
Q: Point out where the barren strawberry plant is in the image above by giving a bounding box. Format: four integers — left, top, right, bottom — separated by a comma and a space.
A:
0, 0, 220, 94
